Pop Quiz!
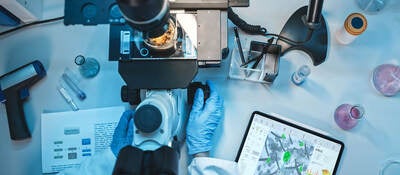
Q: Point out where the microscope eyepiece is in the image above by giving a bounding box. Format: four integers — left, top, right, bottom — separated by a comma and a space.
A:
117, 0, 170, 38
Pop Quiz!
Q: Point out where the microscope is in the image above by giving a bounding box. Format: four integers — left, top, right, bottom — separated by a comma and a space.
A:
112, 0, 248, 152
64, 1, 247, 173
111, 1, 246, 173
115, 0, 188, 152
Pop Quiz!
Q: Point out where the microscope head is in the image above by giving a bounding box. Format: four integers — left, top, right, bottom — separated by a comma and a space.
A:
116, 0, 170, 38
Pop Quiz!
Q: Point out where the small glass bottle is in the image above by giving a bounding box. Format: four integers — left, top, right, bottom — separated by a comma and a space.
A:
334, 104, 365, 130
291, 65, 311, 85
357, 0, 388, 14
335, 13, 367, 45
75, 55, 100, 78
372, 64, 400, 97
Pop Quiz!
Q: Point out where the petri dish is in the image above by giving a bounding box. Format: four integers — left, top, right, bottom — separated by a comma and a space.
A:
380, 158, 400, 175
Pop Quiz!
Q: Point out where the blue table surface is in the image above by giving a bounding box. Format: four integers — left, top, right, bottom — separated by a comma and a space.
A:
1, 0, 399, 174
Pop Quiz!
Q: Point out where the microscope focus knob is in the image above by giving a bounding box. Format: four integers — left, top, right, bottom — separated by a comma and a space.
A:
134, 105, 162, 133
121, 85, 141, 105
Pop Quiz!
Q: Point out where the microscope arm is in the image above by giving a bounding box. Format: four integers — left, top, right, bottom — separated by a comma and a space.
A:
305, 0, 324, 29
277, 0, 327, 66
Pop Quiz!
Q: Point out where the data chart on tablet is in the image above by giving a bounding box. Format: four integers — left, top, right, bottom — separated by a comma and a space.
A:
237, 112, 344, 175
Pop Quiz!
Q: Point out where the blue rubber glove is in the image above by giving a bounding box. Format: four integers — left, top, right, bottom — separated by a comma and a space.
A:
111, 110, 134, 157
186, 81, 224, 155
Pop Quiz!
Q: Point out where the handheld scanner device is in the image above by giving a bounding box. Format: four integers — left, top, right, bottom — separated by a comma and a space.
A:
0, 60, 46, 140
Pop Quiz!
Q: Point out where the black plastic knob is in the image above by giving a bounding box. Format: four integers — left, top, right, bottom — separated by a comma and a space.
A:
121, 85, 141, 105
187, 82, 210, 105
221, 47, 229, 59
134, 105, 162, 133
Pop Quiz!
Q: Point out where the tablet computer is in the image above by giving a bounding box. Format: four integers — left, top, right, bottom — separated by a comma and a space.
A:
236, 111, 344, 175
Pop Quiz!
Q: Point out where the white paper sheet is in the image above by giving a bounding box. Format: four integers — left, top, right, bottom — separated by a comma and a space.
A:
41, 106, 125, 173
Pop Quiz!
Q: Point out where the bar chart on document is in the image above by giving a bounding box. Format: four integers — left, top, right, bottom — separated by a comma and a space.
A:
238, 114, 341, 175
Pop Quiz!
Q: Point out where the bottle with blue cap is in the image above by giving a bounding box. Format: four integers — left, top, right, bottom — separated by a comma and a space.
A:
335, 13, 367, 45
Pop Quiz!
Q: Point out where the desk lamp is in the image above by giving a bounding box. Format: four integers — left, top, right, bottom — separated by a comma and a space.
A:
277, 0, 327, 66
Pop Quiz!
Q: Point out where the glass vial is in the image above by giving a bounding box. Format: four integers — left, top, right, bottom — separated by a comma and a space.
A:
357, 0, 388, 14
291, 65, 311, 85
335, 13, 367, 45
372, 64, 400, 97
334, 104, 365, 130
75, 55, 100, 78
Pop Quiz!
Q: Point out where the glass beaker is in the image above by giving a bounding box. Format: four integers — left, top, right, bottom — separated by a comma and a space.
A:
372, 64, 400, 97
334, 104, 365, 130
75, 55, 100, 78
356, 0, 388, 14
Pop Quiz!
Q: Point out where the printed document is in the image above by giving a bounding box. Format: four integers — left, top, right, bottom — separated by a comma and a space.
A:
41, 106, 125, 173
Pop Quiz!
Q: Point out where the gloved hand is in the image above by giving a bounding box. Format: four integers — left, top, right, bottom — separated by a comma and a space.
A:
186, 80, 224, 155
111, 110, 134, 157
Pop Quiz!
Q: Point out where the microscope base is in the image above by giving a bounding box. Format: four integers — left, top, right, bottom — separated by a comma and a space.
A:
277, 6, 328, 66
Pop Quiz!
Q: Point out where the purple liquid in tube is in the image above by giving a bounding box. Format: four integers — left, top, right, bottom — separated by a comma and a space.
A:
334, 104, 364, 130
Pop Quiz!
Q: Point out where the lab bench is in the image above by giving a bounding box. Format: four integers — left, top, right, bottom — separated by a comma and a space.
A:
0, 0, 399, 174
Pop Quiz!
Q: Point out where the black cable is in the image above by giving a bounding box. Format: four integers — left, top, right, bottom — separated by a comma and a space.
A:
265, 29, 313, 45
266, 33, 306, 45
228, 7, 267, 35
228, 7, 314, 45
0, 16, 64, 36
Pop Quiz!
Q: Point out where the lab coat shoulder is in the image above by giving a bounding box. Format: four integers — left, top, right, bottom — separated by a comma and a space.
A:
59, 148, 116, 175
58, 150, 239, 175
188, 157, 239, 175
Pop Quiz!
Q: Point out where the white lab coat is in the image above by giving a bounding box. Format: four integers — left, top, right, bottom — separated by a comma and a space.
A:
59, 148, 239, 175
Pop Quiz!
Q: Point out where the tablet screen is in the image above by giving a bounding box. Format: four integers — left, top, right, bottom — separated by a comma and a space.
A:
236, 112, 344, 175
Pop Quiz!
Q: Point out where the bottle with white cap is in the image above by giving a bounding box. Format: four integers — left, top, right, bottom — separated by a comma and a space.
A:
291, 65, 311, 85
335, 13, 367, 45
